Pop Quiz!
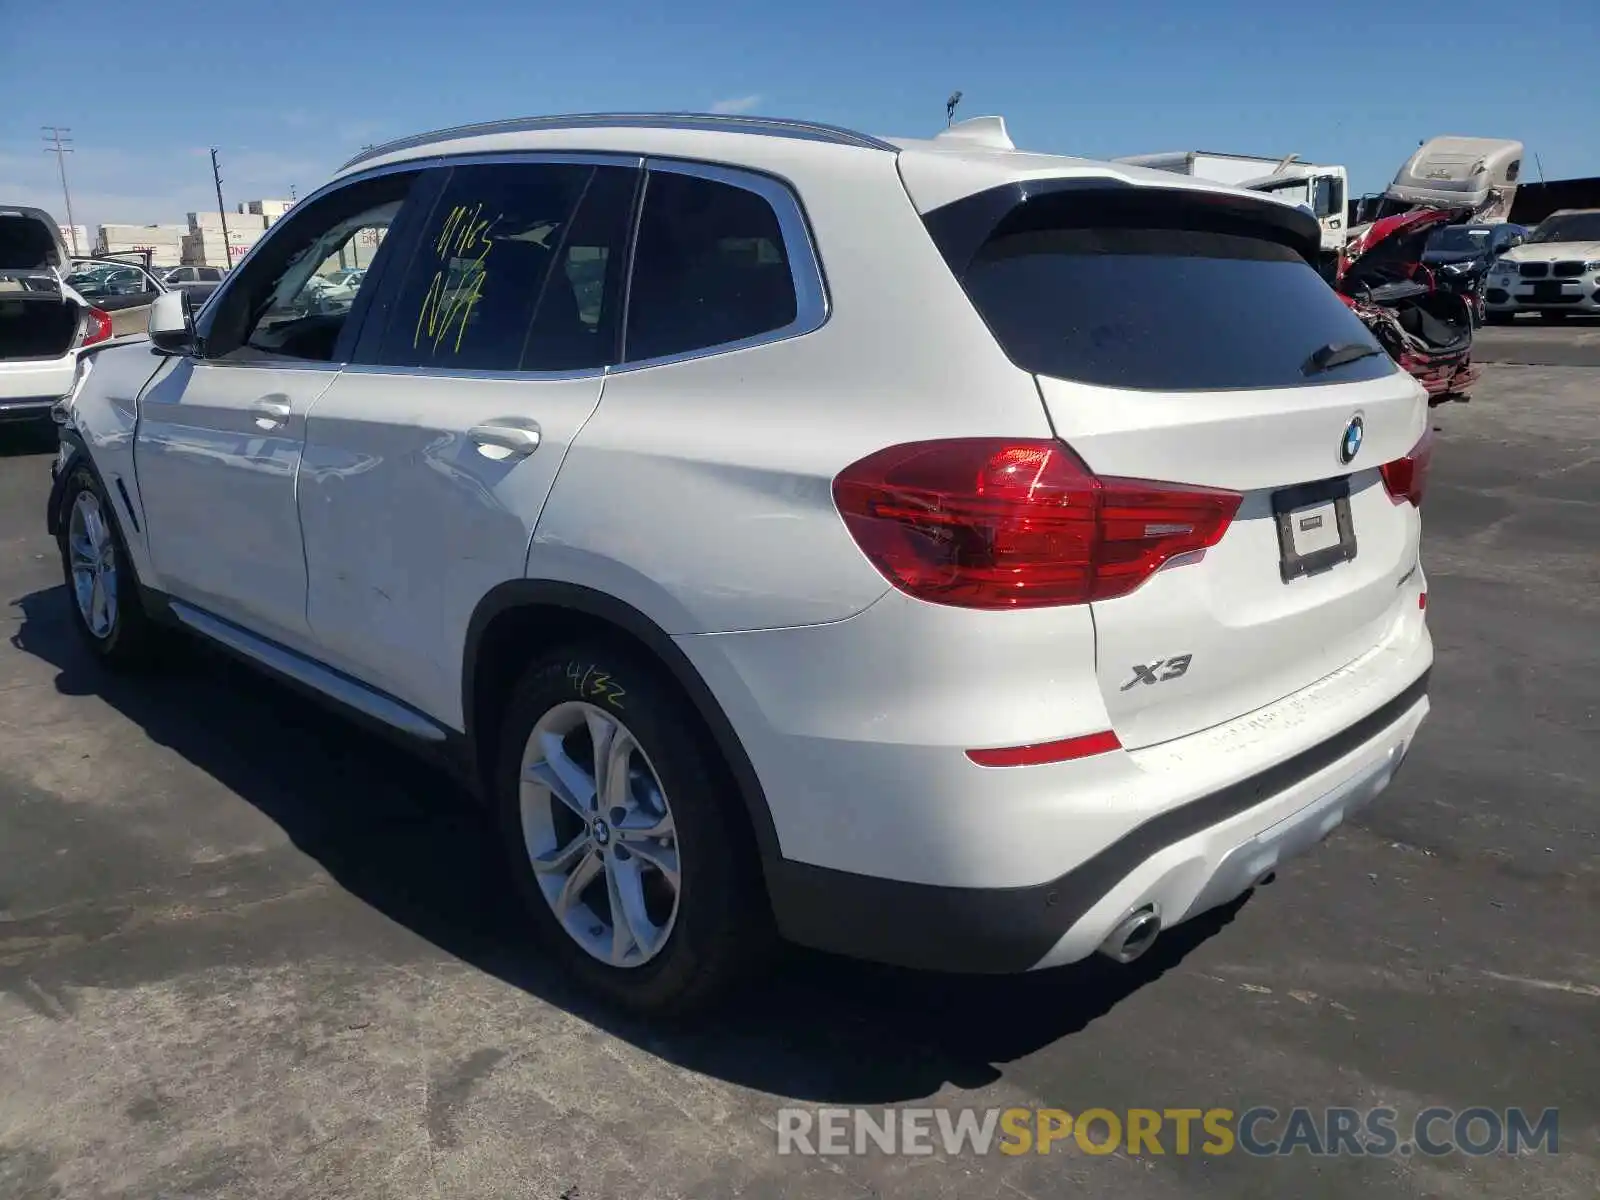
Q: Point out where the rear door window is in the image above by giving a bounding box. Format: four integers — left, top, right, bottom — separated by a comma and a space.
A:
624, 169, 799, 363
935, 193, 1394, 391
366, 161, 637, 372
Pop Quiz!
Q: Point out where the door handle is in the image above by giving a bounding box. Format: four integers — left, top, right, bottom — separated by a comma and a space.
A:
251, 397, 293, 431
467, 422, 542, 461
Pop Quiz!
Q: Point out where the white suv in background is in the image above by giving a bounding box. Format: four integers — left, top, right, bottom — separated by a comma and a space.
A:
50, 113, 1433, 1014
1484, 208, 1600, 321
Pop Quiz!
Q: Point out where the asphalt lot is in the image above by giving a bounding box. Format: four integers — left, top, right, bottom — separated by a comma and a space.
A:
1475, 315, 1600, 366
1, 343, 1596, 1198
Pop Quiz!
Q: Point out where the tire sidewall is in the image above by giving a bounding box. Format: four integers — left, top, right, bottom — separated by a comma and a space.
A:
56, 465, 130, 658
495, 645, 759, 1014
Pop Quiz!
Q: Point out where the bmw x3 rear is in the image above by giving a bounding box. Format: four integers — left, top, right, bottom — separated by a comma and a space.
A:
50, 114, 1432, 1015
691, 126, 1434, 984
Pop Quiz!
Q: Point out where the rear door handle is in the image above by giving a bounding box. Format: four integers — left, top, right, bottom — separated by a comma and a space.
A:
251, 397, 293, 431
468, 421, 542, 461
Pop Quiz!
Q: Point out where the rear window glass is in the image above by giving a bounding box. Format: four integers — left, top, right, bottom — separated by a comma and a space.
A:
951, 222, 1394, 391
625, 171, 798, 363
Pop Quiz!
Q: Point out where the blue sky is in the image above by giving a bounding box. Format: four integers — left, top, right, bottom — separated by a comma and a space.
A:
4, 0, 1595, 233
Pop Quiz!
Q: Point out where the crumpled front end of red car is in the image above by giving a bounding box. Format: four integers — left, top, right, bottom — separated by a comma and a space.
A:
1339, 293, 1480, 400
1337, 208, 1480, 402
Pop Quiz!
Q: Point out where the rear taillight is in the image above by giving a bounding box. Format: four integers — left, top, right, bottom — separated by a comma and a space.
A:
76, 307, 114, 349
832, 439, 1242, 609
1380, 426, 1435, 507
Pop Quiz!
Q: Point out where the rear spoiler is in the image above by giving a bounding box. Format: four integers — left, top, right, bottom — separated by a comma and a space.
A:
921, 178, 1324, 275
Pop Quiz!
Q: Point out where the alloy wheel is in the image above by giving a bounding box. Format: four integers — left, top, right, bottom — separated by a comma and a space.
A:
67, 491, 118, 639
519, 701, 681, 967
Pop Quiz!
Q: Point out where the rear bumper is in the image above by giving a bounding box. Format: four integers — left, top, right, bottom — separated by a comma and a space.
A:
680, 557, 1434, 972
770, 670, 1429, 972
1401, 351, 1478, 398
0, 354, 75, 419
0, 395, 58, 421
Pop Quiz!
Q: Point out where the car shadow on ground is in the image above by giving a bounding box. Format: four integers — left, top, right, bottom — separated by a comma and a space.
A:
10, 584, 1246, 1104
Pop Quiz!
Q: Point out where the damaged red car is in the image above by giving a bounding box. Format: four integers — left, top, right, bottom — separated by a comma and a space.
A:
1335, 207, 1480, 403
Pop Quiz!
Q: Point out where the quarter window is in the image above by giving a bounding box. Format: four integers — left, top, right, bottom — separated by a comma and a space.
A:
368, 162, 636, 373
624, 170, 799, 363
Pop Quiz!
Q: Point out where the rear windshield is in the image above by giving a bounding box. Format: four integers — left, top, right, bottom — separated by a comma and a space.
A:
938, 202, 1394, 392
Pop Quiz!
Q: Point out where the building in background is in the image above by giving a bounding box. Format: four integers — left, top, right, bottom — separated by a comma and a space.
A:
57, 224, 89, 256
96, 223, 188, 268
85, 198, 312, 269
178, 199, 293, 267
245, 198, 294, 221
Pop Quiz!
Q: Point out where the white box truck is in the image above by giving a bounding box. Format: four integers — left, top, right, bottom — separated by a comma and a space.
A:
1115, 150, 1350, 256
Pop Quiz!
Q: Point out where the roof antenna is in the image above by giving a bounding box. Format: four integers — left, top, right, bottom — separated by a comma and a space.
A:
1533, 151, 1546, 185
946, 91, 963, 128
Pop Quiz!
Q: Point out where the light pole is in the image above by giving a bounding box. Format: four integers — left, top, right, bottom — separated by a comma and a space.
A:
42, 126, 80, 254
210, 148, 234, 268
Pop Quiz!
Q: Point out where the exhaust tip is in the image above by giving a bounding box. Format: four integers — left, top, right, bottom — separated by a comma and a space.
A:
1099, 906, 1162, 964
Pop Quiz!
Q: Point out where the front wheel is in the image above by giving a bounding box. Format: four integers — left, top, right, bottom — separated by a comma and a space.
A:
55, 464, 159, 669
1539, 310, 1569, 323
496, 646, 771, 1015
1485, 311, 1513, 326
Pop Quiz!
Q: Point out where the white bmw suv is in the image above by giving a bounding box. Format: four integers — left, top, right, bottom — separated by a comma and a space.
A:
49, 113, 1433, 1014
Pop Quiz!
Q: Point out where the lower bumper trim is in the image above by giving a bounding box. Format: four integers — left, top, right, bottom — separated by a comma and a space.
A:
0, 396, 59, 419
766, 668, 1431, 973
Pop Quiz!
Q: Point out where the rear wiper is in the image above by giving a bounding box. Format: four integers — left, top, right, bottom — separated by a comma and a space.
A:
1302, 341, 1383, 375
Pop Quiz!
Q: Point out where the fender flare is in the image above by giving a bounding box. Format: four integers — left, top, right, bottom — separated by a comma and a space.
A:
45, 428, 92, 538
462, 579, 783, 870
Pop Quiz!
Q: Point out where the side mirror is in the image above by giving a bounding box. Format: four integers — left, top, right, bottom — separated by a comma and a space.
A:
148, 288, 197, 355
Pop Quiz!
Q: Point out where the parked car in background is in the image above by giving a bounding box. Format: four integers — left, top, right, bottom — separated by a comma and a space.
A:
1, 206, 114, 425
66, 258, 168, 314
50, 113, 1433, 1014
160, 265, 229, 307
1337, 207, 1479, 402
1422, 223, 1527, 322
303, 267, 365, 314
1483, 208, 1600, 322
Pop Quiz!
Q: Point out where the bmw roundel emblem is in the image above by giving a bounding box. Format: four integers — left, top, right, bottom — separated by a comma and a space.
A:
1340, 415, 1365, 465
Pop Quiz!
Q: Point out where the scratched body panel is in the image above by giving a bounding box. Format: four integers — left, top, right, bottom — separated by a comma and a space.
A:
296, 163, 626, 730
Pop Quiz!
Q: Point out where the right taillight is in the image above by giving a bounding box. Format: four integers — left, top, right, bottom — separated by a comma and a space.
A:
1380, 426, 1435, 507
76, 307, 114, 349
832, 438, 1241, 609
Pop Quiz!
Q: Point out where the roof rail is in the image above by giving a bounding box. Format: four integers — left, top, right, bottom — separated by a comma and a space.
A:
338, 112, 897, 172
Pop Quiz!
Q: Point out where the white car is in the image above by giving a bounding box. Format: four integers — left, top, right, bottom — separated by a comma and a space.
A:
2, 206, 114, 425
49, 113, 1434, 1014
1484, 208, 1600, 321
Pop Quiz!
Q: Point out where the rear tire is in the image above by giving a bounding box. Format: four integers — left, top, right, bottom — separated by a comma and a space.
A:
495, 644, 771, 1016
55, 463, 160, 670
